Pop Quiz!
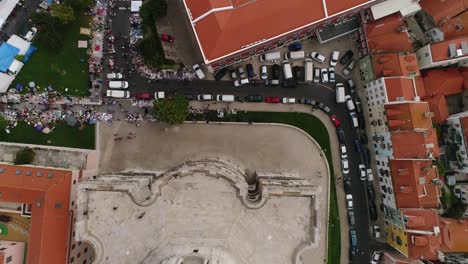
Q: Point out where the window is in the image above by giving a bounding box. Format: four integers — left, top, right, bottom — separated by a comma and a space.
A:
72, 244, 76, 250
73, 231, 75, 237
48, 172, 54, 178
0, 168, 5, 173
71, 257, 74, 263
77, 253, 81, 258
0, 247, 6, 251
26, 170, 32, 176
84, 247, 88, 253
6, 256, 12, 263
73, 180, 77, 185
72, 201, 75, 206
15, 169, 22, 175
83, 261, 87, 264
78, 242, 82, 246
37, 171, 43, 177
377, 161, 380, 165
10, 243, 16, 246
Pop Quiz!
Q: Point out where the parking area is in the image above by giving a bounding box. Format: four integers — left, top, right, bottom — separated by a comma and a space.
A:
1, 0, 41, 39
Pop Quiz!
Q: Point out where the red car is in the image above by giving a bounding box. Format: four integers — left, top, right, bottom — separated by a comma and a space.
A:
265, 96, 280, 103
161, 34, 174, 43
135, 92, 153, 100
329, 114, 341, 127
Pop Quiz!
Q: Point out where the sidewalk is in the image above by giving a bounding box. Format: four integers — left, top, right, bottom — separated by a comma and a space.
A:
190, 101, 350, 264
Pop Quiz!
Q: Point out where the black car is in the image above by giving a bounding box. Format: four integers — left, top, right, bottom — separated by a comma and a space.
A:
340, 50, 354, 65
184, 93, 194, 100
293, 66, 304, 81
282, 79, 297, 88
369, 203, 378, 220
364, 147, 371, 165
272, 64, 281, 79
214, 68, 228, 80
246, 64, 254, 78
298, 98, 311, 104
360, 133, 368, 144
0, 215, 11, 222
344, 179, 352, 193
245, 94, 263, 102
337, 127, 346, 144
366, 184, 375, 202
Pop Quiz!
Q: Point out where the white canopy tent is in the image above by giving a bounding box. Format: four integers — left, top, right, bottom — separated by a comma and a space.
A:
8, 59, 23, 75
131, 1, 142, 12
7, 35, 31, 55
0, 0, 19, 29
0, 72, 15, 93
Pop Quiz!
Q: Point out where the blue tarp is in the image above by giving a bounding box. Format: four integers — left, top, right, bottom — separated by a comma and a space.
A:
23, 45, 37, 63
0, 43, 19, 73
44, 0, 52, 4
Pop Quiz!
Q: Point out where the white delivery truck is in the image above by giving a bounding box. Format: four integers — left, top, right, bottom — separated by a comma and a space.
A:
108, 81, 129, 89
282, 60, 293, 80
284, 51, 305, 60
336, 83, 345, 103
305, 58, 313, 82
259, 51, 281, 62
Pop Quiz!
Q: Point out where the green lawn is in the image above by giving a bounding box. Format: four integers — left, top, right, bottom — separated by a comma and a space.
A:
14, 15, 91, 96
0, 121, 95, 149
193, 111, 341, 264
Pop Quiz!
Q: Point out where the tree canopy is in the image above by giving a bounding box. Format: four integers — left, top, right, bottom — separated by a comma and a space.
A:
50, 3, 75, 24
153, 95, 189, 125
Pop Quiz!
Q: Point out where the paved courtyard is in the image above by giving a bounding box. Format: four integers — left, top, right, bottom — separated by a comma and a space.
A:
92, 121, 329, 263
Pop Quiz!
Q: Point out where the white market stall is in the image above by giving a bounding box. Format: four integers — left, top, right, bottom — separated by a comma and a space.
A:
7, 35, 31, 55
0, 72, 15, 93
0, 0, 19, 29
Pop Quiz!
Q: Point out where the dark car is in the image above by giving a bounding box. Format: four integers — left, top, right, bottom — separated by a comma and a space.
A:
246, 64, 254, 78
184, 93, 194, 100
361, 133, 368, 145
293, 66, 304, 81
0, 215, 11, 222
288, 42, 302, 51
348, 210, 355, 226
354, 138, 362, 152
298, 98, 311, 104
282, 79, 297, 88
367, 184, 375, 202
344, 179, 352, 193
337, 127, 346, 144
340, 50, 354, 65
272, 64, 281, 79
318, 103, 331, 114
214, 68, 228, 80
245, 94, 263, 102
350, 229, 357, 248
364, 147, 371, 165
369, 203, 378, 220
264, 79, 280, 86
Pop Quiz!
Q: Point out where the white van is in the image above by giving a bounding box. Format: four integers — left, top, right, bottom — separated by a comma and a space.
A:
305, 59, 313, 82
349, 111, 359, 128
336, 83, 345, 103
108, 81, 129, 89
282, 60, 292, 80
367, 169, 374, 181
284, 51, 305, 60
259, 51, 281, 62
216, 94, 235, 102
345, 95, 355, 111
106, 90, 130, 98
107, 72, 123, 79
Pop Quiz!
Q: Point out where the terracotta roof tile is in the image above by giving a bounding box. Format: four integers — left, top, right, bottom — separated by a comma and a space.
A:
423, 95, 449, 124
422, 68, 465, 97
391, 129, 440, 159
372, 53, 419, 78
419, 0, 468, 25
384, 102, 433, 131
365, 14, 413, 54
438, 9, 468, 39
430, 36, 468, 62
439, 217, 468, 253
384, 77, 416, 102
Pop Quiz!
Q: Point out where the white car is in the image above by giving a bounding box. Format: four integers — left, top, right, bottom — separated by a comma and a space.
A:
154, 91, 165, 99
197, 94, 212, 101
342, 159, 349, 175
340, 144, 347, 159
329, 67, 335, 83
348, 79, 356, 94
282, 97, 296, 104
370, 251, 382, 264
106, 72, 123, 79
373, 225, 381, 239
346, 194, 353, 209
311, 52, 326, 63
24, 27, 38, 41
193, 64, 206, 79
237, 66, 246, 79
313, 68, 320, 83
330, 50, 339, 67
358, 164, 367, 181
367, 169, 374, 181
321, 68, 329, 83
260, 65, 268, 80
343, 60, 356, 76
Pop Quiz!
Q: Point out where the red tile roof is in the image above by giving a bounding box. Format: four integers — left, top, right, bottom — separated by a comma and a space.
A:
390, 160, 440, 209
385, 102, 433, 131
391, 129, 440, 159
419, 0, 468, 25
0, 165, 72, 264
383, 251, 412, 264
372, 53, 420, 78
439, 217, 468, 253
365, 14, 413, 54
422, 68, 465, 96
461, 67, 468, 89
400, 209, 441, 260
185, 0, 378, 62
423, 95, 449, 124
438, 9, 468, 40
413, 76, 427, 98
430, 36, 468, 62
384, 77, 417, 102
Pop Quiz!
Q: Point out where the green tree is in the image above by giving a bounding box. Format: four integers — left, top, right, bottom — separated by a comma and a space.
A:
14, 148, 36, 165
50, 3, 75, 24
153, 95, 189, 125
0, 115, 7, 131
31, 12, 65, 49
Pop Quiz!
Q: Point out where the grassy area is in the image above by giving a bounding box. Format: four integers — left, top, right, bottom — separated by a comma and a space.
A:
14, 15, 91, 96
192, 111, 341, 264
0, 122, 95, 149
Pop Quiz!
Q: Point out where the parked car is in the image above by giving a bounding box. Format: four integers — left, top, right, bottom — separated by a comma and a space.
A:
264, 79, 280, 86
318, 102, 331, 114
321, 68, 328, 83
343, 60, 356, 76
373, 225, 381, 239
282, 97, 296, 104
294, 66, 304, 81
238, 66, 246, 78
342, 159, 350, 175
230, 69, 238, 79
24, 27, 38, 41
184, 93, 194, 100
330, 50, 340, 67
369, 203, 378, 220
329, 114, 340, 127
367, 184, 376, 201
350, 229, 357, 248
260, 65, 268, 80
246, 64, 254, 78
348, 210, 355, 226
160, 34, 174, 42
197, 94, 213, 101
354, 138, 362, 152
288, 42, 302, 51
346, 194, 354, 209
298, 98, 311, 104
265, 96, 280, 103
313, 68, 320, 83
193, 64, 206, 79
367, 168, 374, 181
340, 50, 354, 65
311, 51, 326, 63
348, 79, 356, 94
154, 91, 165, 100
364, 147, 371, 165
135, 92, 152, 100
214, 68, 228, 80
337, 127, 346, 143
358, 164, 367, 180
272, 64, 281, 79
344, 179, 352, 193
329, 67, 335, 83
106, 72, 123, 79
245, 94, 263, 102
340, 144, 347, 159
371, 251, 382, 264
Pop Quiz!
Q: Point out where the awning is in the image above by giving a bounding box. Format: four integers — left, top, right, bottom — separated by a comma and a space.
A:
131, 1, 142, 12
7, 35, 31, 55
0, 72, 15, 93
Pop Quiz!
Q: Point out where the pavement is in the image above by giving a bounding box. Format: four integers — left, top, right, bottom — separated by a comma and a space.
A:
1, 0, 41, 39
